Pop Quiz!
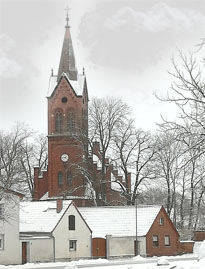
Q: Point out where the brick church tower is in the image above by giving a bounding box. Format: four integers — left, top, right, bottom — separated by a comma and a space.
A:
33, 13, 130, 206
34, 14, 89, 203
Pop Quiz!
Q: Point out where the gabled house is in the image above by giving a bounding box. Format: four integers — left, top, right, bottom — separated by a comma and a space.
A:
20, 200, 92, 263
79, 205, 180, 258
0, 189, 24, 265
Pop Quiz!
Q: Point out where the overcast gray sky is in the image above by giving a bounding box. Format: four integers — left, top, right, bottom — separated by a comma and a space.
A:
0, 0, 205, 134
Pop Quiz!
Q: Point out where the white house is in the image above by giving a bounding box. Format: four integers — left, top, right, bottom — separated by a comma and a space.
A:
20, 200, 92, 263
0, 190, 23, 265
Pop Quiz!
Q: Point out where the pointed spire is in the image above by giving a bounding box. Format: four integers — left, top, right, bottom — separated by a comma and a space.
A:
65, 6, 70, 28
57, 8, 78, 82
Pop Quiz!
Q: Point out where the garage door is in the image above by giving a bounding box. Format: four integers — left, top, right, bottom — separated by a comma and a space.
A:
92, 238, 106, 258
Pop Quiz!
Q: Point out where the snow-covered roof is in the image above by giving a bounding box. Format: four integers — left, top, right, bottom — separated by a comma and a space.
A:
93, 154, 102, 170
20, 200, 72, 233
110, 172, 123, 192
47, 73, 86, 97
79, 206, 161, 238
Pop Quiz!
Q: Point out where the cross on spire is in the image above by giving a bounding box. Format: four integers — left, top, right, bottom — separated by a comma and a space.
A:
65, 6, 71, 28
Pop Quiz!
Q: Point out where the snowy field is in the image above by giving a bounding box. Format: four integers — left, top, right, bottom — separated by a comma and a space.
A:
0, 255, 204, 269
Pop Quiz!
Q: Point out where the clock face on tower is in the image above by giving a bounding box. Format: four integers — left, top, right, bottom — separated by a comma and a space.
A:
61, 153, 69, 162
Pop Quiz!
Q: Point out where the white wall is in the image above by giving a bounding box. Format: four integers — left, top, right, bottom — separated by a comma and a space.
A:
53, 203, 91, 260
21, 237, 54, 263
0, 195, 21, 265
138, 237, 146, 256
106, 235, 146, 258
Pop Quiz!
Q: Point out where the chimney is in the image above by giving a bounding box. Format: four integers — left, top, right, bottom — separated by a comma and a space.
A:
56, 199, 63, 213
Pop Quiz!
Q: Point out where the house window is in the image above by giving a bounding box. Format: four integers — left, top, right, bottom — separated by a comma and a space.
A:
69, 240, 77, 251
55, 112, 63, 133
164, 235, 171, 246
69, 215, 75, 230
153, 235, 159, 246
0, 235, 4, 250
0, 204, 4, 219
58, 172, 63, 186
159, 217, 164, 225
67, 171, 72, 185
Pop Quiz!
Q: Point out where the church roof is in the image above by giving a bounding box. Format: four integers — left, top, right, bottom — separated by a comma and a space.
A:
79, 206, 162, 238
19, 200, 72, 233
47, 73, 86, 97
47, 14, 87, 98
57, 21, 78, 81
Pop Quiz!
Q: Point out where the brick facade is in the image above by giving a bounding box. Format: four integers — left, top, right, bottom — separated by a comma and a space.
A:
33, 21, 128, 205
194, 231, 205, 241
146, 207, 179, 256
178, 241, 194, 254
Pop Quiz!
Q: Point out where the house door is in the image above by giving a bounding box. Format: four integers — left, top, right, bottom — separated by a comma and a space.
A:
22, 242, 27, 264
92, 238, 106, 258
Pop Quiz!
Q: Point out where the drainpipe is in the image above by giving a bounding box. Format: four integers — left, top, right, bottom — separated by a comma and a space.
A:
106, 235, 111, 259
90, 233, 92, 258
51, 235, 55, 262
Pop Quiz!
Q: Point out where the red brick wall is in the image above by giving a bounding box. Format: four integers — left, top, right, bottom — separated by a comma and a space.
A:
48, 77, 85, 135
33, 167, 48, 200
146, 207, 179, 256
47, 136, 85, 198
47, 77, 87, 198
34, 75, 127, 204
194, 231, 205, 241
178, 241, 194, 254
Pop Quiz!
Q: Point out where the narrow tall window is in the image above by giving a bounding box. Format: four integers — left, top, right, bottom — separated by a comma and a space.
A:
164, 235, 171, 246
69, 215, 75, 230
153, 235, 159, 246
58, 172, 63, 186
0, 204, 4, 219
55, 112, 63, 133
67, 111, 75, 133
0, 235, 4, 250
67, 171, 72, 186
159, 217, 164, 225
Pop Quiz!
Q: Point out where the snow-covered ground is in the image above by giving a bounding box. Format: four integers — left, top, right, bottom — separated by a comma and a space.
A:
0, 255, 202, 269
1, 241, 205, 269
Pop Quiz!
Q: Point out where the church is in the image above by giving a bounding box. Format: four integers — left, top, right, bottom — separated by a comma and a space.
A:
33, 13, 130, 206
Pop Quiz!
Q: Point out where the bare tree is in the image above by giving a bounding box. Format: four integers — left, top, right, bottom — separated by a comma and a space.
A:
155, 121, 205, 229
89, 96, 131, 203
0, 123, 31, 194
154, 128, 184, 222
113, 123, 158, 206
113, 118, 136, 204
131, 130, 157, 205
20, 134, 48, 197
158, 49, 205, 134
0, 123, 47, 198
155, 46, 205, 229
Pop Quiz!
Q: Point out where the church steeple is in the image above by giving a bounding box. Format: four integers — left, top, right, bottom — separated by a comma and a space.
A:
57, 10, 78, 81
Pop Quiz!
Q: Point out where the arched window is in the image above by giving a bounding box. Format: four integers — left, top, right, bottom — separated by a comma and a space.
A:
67, 171, 72, 186
58, 172, 63, 186
68, 215, 75, 230
67, 111, 75, 133
55, 112, 63, 133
